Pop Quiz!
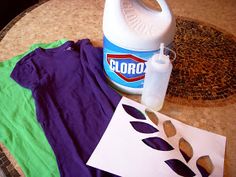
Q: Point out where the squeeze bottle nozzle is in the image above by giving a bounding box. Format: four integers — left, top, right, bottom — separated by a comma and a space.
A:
159, 43, 164, 60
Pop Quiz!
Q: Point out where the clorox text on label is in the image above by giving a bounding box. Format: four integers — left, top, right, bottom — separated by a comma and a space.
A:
107, 54, 146, 82
109, 59, 145, 75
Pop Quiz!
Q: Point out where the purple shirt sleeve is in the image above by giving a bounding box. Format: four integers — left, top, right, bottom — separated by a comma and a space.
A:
11, 52, 40, 89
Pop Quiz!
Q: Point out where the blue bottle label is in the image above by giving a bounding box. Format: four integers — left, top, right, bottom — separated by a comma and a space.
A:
103, 36, 160, 89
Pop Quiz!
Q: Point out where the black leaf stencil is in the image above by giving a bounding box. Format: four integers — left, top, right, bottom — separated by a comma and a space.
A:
123, 103, 214, 177
165, 159, 196, 177
122, 104, 146, 120
130, 121, 158, 134
142, 137, 174, 151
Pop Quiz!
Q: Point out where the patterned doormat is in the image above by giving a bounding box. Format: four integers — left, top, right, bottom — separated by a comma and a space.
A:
166, 17, 236, 106
0, 146, 20, 177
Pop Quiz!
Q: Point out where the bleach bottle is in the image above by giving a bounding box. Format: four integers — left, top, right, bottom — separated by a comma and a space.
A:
103, 0, 175, 94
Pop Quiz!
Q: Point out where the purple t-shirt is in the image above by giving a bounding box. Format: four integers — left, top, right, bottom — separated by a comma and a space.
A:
11, 39, 121, 177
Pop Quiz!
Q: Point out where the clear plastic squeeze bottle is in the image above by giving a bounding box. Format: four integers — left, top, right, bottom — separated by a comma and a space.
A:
141, 43, 173, 111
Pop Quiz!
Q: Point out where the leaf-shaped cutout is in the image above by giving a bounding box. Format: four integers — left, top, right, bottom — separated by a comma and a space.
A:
122, 104, 146, 120
179, 138, 193, 163
165, 159, 196, 177
197, 155, 214, 177
142, 137, 174, 151
130, 121, 158, 133
163, 120, 176, 138
145, 109, 158, 126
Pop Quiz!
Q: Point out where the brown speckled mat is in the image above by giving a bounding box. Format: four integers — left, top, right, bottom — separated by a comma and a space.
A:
0, 4, 235, 176
166, 17, 236, 106
0, 145, 20, 177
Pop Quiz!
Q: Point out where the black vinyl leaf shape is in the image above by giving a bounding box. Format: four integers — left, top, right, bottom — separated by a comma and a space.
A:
165, 159, 196, 177
130, 121, 158, 133
197, 156, 214, 177
142, 137, 174, 151
122, 104, 146, 120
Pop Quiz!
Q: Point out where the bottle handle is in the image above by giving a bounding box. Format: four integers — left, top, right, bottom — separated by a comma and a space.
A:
155, 0, 173, 17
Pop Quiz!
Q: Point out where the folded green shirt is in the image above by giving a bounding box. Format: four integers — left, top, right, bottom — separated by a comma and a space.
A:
0, 39, 67, 177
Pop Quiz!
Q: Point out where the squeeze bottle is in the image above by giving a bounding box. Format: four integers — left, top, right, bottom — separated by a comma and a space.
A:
141, 43, 172, 111
103, 0, 175, 94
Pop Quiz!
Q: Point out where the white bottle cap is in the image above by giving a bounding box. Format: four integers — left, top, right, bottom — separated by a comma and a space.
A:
150, 43, 170, 72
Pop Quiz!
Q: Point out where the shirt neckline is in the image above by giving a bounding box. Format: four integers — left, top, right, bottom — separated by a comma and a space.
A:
35, 41, 75, 58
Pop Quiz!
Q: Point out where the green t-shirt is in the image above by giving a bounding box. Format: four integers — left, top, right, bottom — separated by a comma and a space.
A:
0, 40, 67, 177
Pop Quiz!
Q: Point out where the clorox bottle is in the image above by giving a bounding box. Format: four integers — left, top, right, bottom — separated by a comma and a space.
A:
103, 0, 175, 94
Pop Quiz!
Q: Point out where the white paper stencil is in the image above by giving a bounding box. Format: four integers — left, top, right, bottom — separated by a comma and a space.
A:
87, 97, 226, 177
